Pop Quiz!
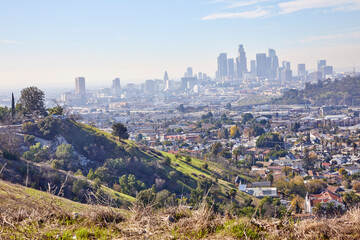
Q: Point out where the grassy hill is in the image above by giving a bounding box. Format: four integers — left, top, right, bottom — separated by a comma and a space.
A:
1, 117, 257, 209
1, 179, 360, 239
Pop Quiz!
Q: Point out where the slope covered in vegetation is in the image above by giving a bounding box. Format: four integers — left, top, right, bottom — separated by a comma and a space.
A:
1, 179, 360, 239
274, 76, 360, 106
1, 117, 257, 211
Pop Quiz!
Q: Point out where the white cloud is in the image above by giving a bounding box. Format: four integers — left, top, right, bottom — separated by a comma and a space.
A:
300, 31, 360, 42
0, 39, 23, 45
279, 0, 360, 14
224, 0, 273, 9
201, 8, 270, 20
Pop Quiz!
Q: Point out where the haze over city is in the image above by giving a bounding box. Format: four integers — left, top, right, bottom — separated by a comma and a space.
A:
0, 0, 360, 89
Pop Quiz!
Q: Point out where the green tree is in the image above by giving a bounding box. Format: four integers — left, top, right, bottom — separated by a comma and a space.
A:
112, 123, 129, 140
242, 113, 253, 124
56, 144, 75, 160
18, 86, 46, 115
48, 105, 64, 116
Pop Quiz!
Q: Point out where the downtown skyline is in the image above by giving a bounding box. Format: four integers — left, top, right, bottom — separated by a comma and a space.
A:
0, 0, 359, 88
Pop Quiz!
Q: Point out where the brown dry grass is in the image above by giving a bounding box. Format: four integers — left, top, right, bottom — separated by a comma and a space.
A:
1, 180, 360, 239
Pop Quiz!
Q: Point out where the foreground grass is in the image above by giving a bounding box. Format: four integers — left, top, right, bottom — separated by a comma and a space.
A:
1, 180, 360, 239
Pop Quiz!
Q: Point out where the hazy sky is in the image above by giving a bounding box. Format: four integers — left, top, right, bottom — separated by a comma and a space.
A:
1, 0, 360, 89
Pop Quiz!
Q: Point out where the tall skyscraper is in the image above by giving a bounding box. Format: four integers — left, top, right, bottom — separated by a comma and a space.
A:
256, 53, 267, 78
321, 65, 333, 77
112, 78, 121, 97
164, 71, 169, 81
297, 64, 308, 80
145, 79, 155, 94
236, 45, 247, 79
250, 60, 256, 74
217, 53, 228, 79
75, 77, 86, 94
227, 58, 235, 79
112, 78, 120, 89
186, 67, 193, 77
317, 60, 326, 72
267, 49, 279, 79
282, 61, 291, 70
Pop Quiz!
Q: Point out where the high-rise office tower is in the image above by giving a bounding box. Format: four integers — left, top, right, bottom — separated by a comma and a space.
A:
236, 45, 247, 79
145, 80, 155, 94
227, 58, 235, 79
256, 53, 267, 78
112, 78, 121, 97
198, 72, 203, 79
75, 77, 86, 94
186, 67, 193, 77
297, 64, 308, 80
282, 61, 291, 70
321, 65, 333, 77
317, 60, 326, 72
267, 49, 279, 79
112, 78, 120, 89
217, 53, 228, 79
164, 71, 169, 81
250, 60, 256, 74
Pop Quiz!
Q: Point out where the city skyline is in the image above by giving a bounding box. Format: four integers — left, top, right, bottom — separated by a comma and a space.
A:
0, 0, 359, 88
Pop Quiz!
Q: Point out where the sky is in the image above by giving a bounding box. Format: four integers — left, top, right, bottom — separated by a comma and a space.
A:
0, 0, 360, 89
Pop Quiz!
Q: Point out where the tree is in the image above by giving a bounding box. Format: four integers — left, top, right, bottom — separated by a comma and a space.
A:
353, 182, 360, 192
282, 166, 292, 176
256, 133, 284, 149
178, 104, 185, 113
11, 93, 15, 118
18, 86, 46, 115
230, 126, 241, 138
56, 144, 75, 160
233, 146, 244, 167
242, 113, 253, 124
267, 174, 274, 185
48, 105, 64, 116
302, 148, 314, 170
339, 168, 348, 178
112, 123, 129, 140
211, 142, 223, 156
225, 103, 231, 110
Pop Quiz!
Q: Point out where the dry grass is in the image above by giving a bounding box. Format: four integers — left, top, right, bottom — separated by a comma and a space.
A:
1, 181, 360, 239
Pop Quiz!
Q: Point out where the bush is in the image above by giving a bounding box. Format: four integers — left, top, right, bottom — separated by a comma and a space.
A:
185, 156, 191, 163
3, 150, 19, 160
169, 171, 179, 180
22, 122, 39, 133
24, 135, 36, 146
202, 163, 209, 170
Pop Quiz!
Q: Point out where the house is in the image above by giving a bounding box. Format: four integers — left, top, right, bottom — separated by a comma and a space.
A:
304, 190, 345, 214
241, 187, 278, 198
344, 165, 360, 175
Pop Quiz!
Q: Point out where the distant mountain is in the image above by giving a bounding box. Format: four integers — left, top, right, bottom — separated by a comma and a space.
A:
274, 76, 360, 106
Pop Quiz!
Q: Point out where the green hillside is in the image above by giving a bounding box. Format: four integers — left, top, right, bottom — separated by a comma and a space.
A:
1, 117, 257, 210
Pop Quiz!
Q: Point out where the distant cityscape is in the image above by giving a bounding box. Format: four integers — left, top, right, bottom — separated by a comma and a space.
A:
51, 44, 357, 109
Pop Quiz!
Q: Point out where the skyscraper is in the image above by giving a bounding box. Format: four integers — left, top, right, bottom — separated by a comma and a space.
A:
321, 65, 333, 77
267, 49, 279, 79
75, 77, 86, 94
227, 58, 235, 79
236, 45, 247, 79
186, 67, 193, 77
317, 60, 327, 72
256, 53, 267, 78
112, 78, 121, 96
164, 71, 169, 81
145, 80, 155, 94
217, 53, 228, 79
250, 60, 256, 74
282, 61, 291, 70
297, 64, 308, 80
